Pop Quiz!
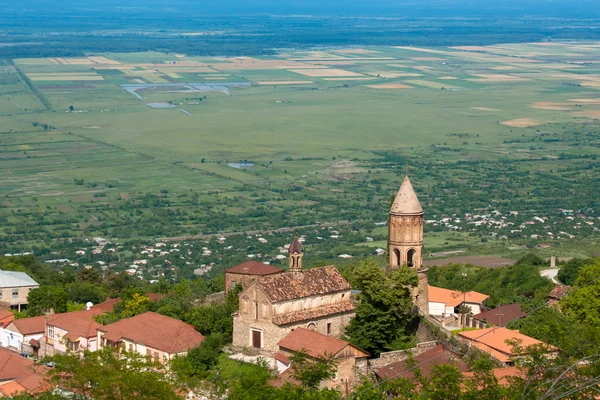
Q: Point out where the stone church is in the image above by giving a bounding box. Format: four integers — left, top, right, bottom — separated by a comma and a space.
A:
232, 175, 429, 354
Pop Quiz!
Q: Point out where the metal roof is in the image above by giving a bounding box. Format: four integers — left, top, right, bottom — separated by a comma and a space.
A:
0, 271, 39, 288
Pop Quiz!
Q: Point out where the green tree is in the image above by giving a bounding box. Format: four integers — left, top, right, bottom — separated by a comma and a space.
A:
77, 267, 102, 285
171, 333, 223, 386
557, 257, 592, 286
345, 260, 418, 356
65, 281, 107, 304
561, 261, 600, 327
289, 350, 338, 391
27, 286, 68, 316
41, 347, 179, 399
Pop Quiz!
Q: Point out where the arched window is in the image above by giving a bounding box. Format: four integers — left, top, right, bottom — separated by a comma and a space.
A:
393, 248, 401, 266
407, 249, 417, 267
307, 323, 316, 331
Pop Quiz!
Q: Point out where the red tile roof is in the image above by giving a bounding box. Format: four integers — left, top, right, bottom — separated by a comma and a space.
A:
274, 351, 290, 364
257, 266, 351, 303
0, 347, 47, 395
99, 311, 204, 354
463, 366, 523, 387
272, 302, 355, 326
48, 310, 104, 341
269, 368, 301, 388
374, 344, 468, 380
473, 304, 527, 326
225, 261, 285, 276
0, 309, 14, 328
10, 316, 46, 336
548, 285, 571, 300
458, 327, 555, 363
277, 328, 368, 359
428, 285, 489, 307
90, 298, 121, 313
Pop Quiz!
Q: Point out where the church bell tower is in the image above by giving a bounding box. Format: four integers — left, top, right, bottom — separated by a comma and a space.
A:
288, 235, 303, 275
389, 175, 429, 315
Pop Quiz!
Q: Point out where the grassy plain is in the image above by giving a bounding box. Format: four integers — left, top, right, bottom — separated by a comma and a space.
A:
4, 43, 600, 261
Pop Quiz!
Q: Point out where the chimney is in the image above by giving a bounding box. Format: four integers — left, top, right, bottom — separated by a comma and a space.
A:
550, 256, 556, 268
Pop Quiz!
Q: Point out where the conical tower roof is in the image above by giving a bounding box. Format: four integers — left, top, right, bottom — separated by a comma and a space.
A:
390, 175, 423, 215
289, 235, 303, 254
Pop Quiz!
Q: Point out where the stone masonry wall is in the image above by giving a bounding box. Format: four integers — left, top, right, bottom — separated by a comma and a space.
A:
368, 341, 438, 371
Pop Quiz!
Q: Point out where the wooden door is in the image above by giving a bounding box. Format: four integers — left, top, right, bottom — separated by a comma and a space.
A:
252, 330, 261, 349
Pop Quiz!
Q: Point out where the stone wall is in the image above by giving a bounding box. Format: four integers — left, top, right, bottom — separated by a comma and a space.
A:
232, 311, 354, 355
368, 341, 438, 371
225, 273, 257, 294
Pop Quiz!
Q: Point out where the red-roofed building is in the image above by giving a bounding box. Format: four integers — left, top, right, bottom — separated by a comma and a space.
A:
463, 366, 523, 387
457, 327, 558, 364
225, 261, 285, 293
42, 309, 105, 357
428, 285, 489, 316
0, 347, 48, 396
97, 311, 204, 364
2, 315, 45, 355
374, 344, 468, 381
271, 328, 368, 395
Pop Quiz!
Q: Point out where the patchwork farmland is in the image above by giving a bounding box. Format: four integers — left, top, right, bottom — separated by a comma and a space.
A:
4, 43, 600, 263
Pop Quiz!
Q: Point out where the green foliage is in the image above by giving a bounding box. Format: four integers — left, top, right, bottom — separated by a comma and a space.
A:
65, 281, 108, 304
184, 303, 234, 342
427, 262, 553, 307
27, 286, 68, 316
41, 347, 180, 399
514, 253, 545, 267
346, 260, 418, 357
557, 257, 594, 286
561, 260, 600, 327
171, 333, 223, 386
289, 350, 337, 391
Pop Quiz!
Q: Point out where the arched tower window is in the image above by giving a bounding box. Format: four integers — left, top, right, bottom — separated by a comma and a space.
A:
407, 249, 417, 267
393, 248, 401, 267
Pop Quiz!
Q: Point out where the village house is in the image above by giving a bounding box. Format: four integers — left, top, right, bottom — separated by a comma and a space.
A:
473, 304, 527, 326
224, 260, 285, 294
41, 309, 104, 357
97, 311, 205, 364
457, 327, 557, 364
0, 270, 39, 312
0, 347, 48, 397
271, 328, 369, 396
462, 366, 523, 387
2, 315, 45, 356
232, 236, 355, 355
373, 344, 468, 382
427, 285, 489, 316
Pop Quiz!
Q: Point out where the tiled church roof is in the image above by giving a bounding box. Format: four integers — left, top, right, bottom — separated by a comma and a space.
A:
272, 302, 355, 325
257, 266, 351, 303
225, 261, 285, 276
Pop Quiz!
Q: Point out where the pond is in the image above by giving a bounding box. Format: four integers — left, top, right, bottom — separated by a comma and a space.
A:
228, 162, 255, 169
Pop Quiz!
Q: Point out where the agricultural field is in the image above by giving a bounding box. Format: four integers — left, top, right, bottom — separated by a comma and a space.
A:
3, 42, 600, 274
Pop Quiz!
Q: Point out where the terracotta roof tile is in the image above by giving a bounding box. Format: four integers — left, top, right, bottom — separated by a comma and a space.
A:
428, 285, 489, 307
91, 298, 121, 312
277, 328, 367, 359
274, 351, 290, 364
99, 311, 204, 354
463, 366, 523, 387
225, 261, 285, 276
48, 309, 104, 340
458, 327, 555, 363
473, 304, 527, 326
0, 309, 14, 328
390, 176, 423, 215
548, 285, 571, 300
257, 266, 351, 303
272, 302, 355, 325
374, 345, 468, 380
10, 316, 46, 336
269, 368, 301, 388
0, 347, 48, 394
